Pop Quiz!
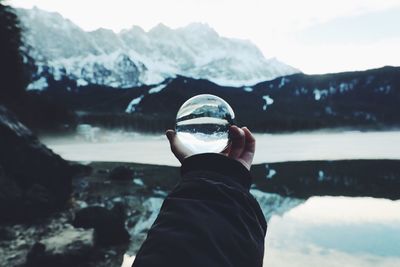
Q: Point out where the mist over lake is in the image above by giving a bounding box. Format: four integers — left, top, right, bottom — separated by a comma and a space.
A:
41, 129, 400, 166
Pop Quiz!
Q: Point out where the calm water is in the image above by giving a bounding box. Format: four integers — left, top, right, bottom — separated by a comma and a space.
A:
41, 129, 400, 166
121, 195, 400, 267
264, 196, 400, 267
40, 129, 400, 266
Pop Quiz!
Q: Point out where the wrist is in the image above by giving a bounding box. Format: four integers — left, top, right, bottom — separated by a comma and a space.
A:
181, 153, 252, 190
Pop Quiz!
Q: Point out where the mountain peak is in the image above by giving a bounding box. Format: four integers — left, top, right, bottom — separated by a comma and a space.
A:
18, 7, 300, 88
149, 23, 172, 34
89, 27, 115, 35
120, 25, 145, 35
20, 6, 72, 26
178, 22, 219, 38
183, 22, 215, 32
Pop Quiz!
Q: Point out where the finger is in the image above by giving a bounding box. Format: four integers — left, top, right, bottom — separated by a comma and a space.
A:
240, 127, 256, 164
165, 130, 192, 163
228, 125, 245, 159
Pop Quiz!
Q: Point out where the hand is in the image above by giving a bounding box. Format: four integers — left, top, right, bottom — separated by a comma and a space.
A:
166, 125, 256, 170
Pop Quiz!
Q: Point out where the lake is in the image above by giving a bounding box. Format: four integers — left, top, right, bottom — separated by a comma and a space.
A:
121, 193, 400, 267
41, 130, 400, 166
40, 129, 400, 266
263, 195, 400, 267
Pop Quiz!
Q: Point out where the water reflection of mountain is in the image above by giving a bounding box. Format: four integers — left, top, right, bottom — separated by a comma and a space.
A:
176, 104, 232, 124
264, 196, 400, 267
252, 160, 400, 200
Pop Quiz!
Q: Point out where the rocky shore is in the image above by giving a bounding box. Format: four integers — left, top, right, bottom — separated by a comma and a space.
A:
0, 160, 170, 267
0, 105, 168, 267
1, 158, 305, 267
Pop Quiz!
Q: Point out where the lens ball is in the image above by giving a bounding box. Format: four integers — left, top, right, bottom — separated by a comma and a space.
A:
175, 94, 235, 154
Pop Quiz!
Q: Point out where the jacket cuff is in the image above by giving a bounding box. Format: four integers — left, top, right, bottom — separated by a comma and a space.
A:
181, 153, 252, 190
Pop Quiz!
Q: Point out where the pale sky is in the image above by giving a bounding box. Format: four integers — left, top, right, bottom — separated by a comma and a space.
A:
8, 0, 400, 74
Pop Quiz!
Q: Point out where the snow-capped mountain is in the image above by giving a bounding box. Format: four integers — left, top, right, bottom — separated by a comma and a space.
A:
17, 7, 300, 89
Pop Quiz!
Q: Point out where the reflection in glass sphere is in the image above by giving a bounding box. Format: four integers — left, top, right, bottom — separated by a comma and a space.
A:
175, 94, 235, 154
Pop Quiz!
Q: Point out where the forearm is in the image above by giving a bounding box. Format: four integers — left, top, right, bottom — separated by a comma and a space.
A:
133, 154, 267, 267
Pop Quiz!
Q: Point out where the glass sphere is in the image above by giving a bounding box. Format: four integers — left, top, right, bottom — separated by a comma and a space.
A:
175, 94, 235, 154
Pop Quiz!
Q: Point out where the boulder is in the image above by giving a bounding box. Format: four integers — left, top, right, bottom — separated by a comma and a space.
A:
73, 203, 130, 246
0, 105, 76, 222
109, 166, 133, 181
26, 228, 95, 267
0, 226, 14, 241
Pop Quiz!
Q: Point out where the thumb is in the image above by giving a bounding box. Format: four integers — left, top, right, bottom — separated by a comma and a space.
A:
166, 129, 175, 142
165, 129, 192, 163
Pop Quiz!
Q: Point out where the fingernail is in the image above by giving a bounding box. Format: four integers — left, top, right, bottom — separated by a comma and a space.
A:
166, 130, 175, 140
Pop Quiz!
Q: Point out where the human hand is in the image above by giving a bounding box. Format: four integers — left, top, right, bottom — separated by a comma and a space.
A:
165, 125, 256, 170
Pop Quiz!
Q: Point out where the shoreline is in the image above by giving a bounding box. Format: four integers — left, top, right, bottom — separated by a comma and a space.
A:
2, 159, 399, 267
79, 159, 400, 200
40, 130, 400, 166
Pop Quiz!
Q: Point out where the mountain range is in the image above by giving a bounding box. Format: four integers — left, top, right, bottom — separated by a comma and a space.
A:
16, 7, 299, 89
13, 7, 400, 133
32, 66, 400, 132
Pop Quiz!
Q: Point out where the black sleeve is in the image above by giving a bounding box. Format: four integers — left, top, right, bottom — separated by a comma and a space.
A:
132, 153, 267, 267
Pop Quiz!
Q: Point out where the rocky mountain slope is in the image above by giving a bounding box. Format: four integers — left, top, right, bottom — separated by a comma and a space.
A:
16, 7, 299, 89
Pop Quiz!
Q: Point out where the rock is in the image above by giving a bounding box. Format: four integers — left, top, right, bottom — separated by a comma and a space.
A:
0, 105, 77, 222
97, 169, 109, 174
26, 243, 46, 265
69, 163, 93, 178
0, 227, 15, 241
109, 166, 133, 181
26, 228, 95, 267
0, 170, 24, 221
73, 203, 130, 246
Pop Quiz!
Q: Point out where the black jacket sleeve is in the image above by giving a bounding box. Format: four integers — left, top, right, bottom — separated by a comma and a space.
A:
132, 153, 267, 267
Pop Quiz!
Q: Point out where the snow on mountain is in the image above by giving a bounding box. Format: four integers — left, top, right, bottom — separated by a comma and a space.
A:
17, 7, 300, 89
125, 95, 144, 113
